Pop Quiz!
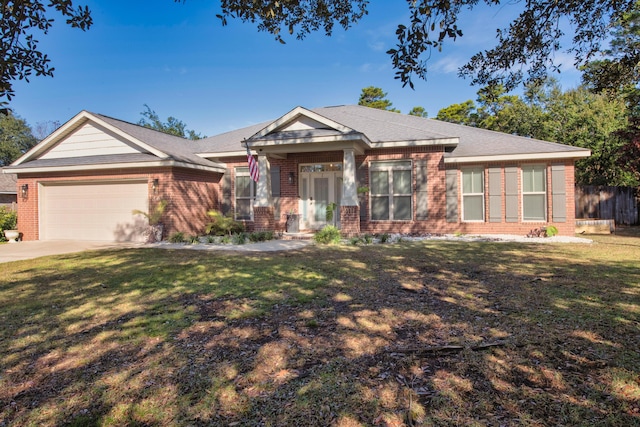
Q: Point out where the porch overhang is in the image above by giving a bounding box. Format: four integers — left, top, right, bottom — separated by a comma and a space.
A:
246, 133, 370, 156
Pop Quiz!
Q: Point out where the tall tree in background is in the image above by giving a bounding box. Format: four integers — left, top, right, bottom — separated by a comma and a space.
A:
358, 87, 400, 112
408, 106, 428, 117
435, 100, 477, 126
138, 105, 204, 140
1, 1, 92, 103
0, 112, 37, 166
436, 80, 633, 186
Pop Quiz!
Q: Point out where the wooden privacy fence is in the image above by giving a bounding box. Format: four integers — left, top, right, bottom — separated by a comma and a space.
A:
575, 185, 639, 225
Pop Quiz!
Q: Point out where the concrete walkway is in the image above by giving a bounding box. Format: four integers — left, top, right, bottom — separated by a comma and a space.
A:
0, 239, 312, 263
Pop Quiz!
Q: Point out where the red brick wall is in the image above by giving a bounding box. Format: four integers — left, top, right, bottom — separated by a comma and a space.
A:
14, 167, 221, 241
224, 150, 580, 237
340, 205, 360, 237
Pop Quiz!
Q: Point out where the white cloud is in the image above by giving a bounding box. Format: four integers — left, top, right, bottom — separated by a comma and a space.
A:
432, 56, 465, 74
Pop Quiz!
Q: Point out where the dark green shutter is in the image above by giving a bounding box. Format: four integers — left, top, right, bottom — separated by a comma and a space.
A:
357, 163, 367, 220
271, 165, 281, 219
488, 167, 502, 223
445, 169, 458, 223
551, 164, 566, 222
221, 168, 232, 215
416, 160, 428, 220
505, 166, 518, 223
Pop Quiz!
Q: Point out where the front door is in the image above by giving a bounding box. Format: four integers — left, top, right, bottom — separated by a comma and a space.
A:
299, 163, 343, 230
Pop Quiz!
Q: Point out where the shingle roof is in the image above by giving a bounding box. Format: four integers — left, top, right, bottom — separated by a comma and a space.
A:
195, 121, 272, 154
193, 104, 587, 159
92, 113, 223, 168
6, 154, 162, 170
0, 168, 17, 193
313, 105, 587, 157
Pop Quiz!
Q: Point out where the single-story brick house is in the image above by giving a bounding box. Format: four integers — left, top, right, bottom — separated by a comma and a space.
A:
0, 168, 17, 209
3, 105, 590, 241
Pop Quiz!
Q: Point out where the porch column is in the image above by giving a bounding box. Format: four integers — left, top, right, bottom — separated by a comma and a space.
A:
253, 154, 274, 231
342, 148, 358, 206
341, 148, 360, 237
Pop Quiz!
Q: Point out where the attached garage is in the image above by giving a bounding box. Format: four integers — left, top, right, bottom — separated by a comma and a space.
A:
39, 180, 149, 242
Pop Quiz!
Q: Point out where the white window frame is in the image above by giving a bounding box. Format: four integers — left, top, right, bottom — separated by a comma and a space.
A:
461, 167, 485, 222
521, 164, 547, 222
235, 167, 255, 221
369, 160, 413, 221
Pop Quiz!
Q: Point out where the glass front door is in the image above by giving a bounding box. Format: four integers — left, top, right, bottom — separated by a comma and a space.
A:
299, 163, 343, 230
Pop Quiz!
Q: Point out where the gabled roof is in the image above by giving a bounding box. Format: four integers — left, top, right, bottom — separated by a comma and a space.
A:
0, 168, 17, 194
5, 105, 590, 173
7, 111, 226, 173
195, 105, 589, 162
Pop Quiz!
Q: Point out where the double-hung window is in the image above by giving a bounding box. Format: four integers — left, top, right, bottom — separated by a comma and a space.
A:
462, 167, 484, 221
235, 167, 255, 220
370, 161, 412, 220
522, 165, 547, 221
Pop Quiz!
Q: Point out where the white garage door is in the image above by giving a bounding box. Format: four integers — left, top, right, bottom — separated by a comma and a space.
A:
40, 181, 149, 242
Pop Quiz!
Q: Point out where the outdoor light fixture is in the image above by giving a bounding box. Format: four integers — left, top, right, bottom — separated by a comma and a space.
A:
21, 184, 28, 198
288, 172, 295, 185
152, 178, 159, 193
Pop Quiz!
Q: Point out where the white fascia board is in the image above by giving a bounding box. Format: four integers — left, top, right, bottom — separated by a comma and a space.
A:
0, 191, 17, 194
198, 150, 247, 159
249, 132, 368, 147
12, 111, 169, 166
369, 137, 459, 149
250, 106, 355, 139
7, 160, 226, 174
444, 150, 592, 164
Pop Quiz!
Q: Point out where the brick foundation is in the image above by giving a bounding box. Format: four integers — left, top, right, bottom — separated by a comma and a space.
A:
340, 205, 360, 237
253, 206, 275, 231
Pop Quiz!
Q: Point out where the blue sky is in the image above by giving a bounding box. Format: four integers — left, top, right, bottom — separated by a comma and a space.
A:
9, 0, 584, 137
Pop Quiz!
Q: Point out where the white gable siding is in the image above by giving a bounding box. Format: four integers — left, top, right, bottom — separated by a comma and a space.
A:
40, 123, 143, 159
280, 116, 330, 132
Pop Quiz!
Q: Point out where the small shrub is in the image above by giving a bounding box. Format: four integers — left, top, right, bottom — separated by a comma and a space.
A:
221, 235, 231, 244
0, 207, 18, 242
206, 211, 245, 236
206, 235, 217, 244
314, 225, 341, 245
378, 233, 390, 243
546, 225, 559, 237
349, 236, 361, 245
233, 232, 248, 245
169, 232, 185, 243
363, 234, 373, 244
132, 199, 167, 225
249, 230, 275, 242
188, 235, 199, 244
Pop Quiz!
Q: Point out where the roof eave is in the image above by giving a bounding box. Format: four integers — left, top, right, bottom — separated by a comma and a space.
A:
369, 137, 459, 149
5, 159, 227, 174
444, 150, 592, 164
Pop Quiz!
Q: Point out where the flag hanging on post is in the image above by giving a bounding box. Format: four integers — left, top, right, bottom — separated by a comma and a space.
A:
246, 145, 259, 182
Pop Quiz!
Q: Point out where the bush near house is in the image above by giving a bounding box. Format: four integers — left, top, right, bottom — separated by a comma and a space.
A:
0, 206, 17, 242
206, 211, 245, 236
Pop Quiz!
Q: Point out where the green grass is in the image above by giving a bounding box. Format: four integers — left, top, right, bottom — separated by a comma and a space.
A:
1, 230, 639, 426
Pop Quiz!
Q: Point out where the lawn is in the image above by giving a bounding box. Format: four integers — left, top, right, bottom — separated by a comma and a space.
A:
1, 231, 639, 426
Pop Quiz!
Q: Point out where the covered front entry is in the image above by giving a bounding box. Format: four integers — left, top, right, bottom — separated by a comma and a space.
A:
39, 180, 149, 242
299, 163, 343, 230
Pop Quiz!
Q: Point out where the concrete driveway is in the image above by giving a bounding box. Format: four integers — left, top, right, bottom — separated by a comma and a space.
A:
0, 239, 312, 263
0, 240, 142, 263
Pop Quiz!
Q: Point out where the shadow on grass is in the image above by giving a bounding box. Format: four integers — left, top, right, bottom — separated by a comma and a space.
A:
1, 238, 639, 426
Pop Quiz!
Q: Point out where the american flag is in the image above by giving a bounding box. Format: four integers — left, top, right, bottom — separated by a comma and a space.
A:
246, 146, 259, 182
